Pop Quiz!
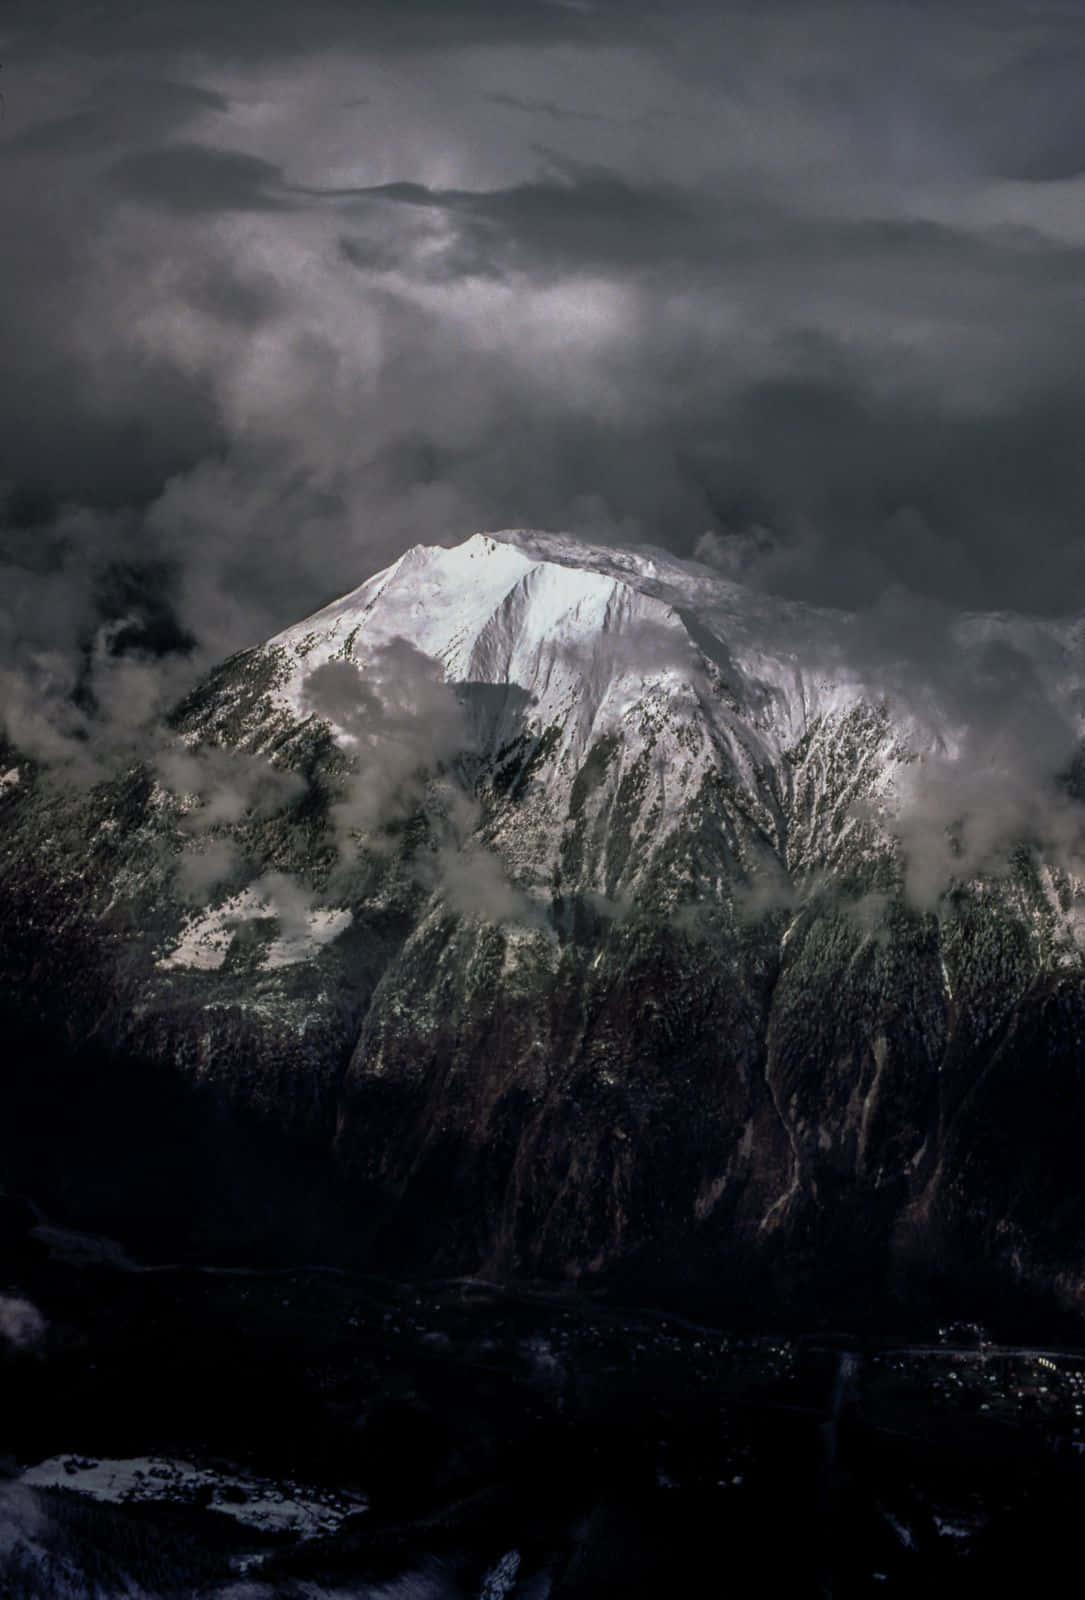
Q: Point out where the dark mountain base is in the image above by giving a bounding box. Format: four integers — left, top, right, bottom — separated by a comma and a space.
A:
0, 1009, 355, 1269
4, 996, 1085, 1346
3, 1245, 1085, 1598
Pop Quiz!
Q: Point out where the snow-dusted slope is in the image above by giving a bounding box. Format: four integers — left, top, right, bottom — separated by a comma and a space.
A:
271, 525, 1085, 747
242, 529, 1085, 935
266, 527, 1085, 820
247, 531, 898, 916
7, 528, 1085, 1320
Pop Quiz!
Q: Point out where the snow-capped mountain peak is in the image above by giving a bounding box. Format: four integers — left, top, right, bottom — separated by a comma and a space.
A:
269, 529, 865, 751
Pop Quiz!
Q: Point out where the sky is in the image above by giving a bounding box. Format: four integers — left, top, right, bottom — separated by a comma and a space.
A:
4, 0, 1085, 888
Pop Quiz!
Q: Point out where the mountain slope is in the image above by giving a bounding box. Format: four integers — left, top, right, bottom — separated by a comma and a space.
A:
3, 529, 1085, 1323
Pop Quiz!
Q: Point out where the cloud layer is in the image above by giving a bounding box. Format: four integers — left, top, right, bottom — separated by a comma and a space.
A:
4, 1, 1085, 901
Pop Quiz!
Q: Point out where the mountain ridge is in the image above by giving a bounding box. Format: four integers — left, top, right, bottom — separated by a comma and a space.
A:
3, 527, 1085, 1326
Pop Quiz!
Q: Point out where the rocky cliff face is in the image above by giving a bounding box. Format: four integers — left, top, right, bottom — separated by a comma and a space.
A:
4, 529, 1085, 1324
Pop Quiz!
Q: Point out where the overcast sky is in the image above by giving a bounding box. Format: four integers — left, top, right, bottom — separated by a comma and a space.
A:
4, 0, 1085, 788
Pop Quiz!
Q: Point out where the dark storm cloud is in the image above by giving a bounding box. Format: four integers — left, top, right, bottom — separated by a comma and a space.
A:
330, 161, 699, 273
108, 143, 290, 213
3, 0, 625, 61
949, 41, 1085, 182
484, 91, 610, 123
330, 154, 1085, 610
0, 78, 232, 512
0, 77, 229, 157
328, 157, 1085, 296
4, 0, 1085, 901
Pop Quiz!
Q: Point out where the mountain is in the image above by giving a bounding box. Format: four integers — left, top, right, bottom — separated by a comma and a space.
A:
4, 529, 1085, 1327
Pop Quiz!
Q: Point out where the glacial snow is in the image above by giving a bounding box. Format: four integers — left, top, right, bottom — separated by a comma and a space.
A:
268, 529, 861, 746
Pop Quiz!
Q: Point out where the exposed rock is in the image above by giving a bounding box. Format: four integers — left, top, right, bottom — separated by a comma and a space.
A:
3, 529, 1085, 1323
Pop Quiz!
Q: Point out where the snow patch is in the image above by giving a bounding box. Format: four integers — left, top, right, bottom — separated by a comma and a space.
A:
20, 1454, 366, 1540
158, 888, 352, 971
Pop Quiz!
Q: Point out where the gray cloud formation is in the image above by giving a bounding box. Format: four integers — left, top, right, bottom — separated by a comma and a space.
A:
847, 600, 1085, 908
302, 643, 537, 922
4, 1, 1085, 902
301, 643, 470, 847
158, 745, 306, 829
